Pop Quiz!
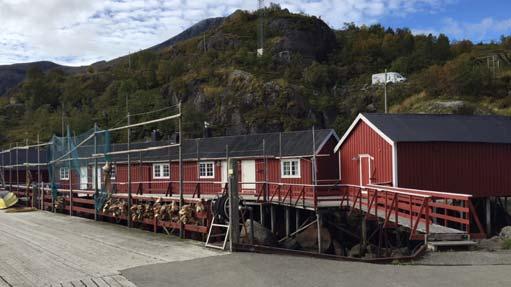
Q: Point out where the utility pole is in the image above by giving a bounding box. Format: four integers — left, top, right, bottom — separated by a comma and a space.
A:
384, 69, 388, 114
61, 103, 65, 137
257, 0, 265, 57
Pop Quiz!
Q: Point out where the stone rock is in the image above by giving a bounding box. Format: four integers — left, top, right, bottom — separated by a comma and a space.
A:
240, 219, 277, 246
332, 240, 345, 256
349, 244, 363, 258
294, 223, 332, 253
267, 17, 336, 62
478, 236, 503, 252
205, 31, 240, 51
499, 226, 511, 240
228, 70, 254, 88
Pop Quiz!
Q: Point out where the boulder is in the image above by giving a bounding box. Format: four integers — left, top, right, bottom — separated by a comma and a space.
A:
499, 226, 511, 240
294, 223, 332, 253
349, 244, 363, 258
240, 219, 277, 246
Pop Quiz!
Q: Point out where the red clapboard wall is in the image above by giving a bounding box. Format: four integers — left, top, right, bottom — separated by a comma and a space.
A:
338, 121, 393, 186
397, 142, 511, 198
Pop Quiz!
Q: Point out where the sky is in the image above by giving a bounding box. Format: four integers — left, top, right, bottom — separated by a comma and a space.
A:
0, 0, 510, 66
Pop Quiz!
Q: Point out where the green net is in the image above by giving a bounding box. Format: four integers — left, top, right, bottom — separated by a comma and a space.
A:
49, 125, 111, 211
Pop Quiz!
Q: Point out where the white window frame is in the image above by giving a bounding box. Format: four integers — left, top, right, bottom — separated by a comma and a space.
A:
199, 161, 215, 179
153, 163, 170, 179
60, 167, 70, 180
281, 159, 301, 178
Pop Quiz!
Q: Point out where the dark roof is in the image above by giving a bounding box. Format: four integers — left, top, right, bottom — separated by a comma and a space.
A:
363, 113, 511, 144
105, 129, 337, 163
0, 147, 48, 166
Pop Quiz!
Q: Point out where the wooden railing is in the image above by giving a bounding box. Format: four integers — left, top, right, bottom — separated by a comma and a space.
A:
5, 179, 485, 239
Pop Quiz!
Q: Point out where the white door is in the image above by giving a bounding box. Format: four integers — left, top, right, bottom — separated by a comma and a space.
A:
241, 160, 256, 190
80, 167, 88, 190
221, 161, 228, 183
92, 167, 102, 189
221, 161, 228, 191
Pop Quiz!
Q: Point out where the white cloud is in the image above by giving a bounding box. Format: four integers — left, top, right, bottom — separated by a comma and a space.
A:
412, 17, 511, 42
0, 0, 454, 66
442, 17, 511, 42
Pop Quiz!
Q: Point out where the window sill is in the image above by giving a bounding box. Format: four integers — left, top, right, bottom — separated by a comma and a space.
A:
281, 175, 301, 179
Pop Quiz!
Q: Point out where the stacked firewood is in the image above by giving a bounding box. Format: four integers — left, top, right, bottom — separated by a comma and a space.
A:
152, 199, 179, 222
178, 200, 207, 224
179, 205, 195, 224
102, 198, 127, 218
130, 202, 154, 222
54, 196, 65, 209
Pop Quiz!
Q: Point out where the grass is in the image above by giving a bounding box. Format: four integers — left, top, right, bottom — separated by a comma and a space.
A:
503, 239, 511, 250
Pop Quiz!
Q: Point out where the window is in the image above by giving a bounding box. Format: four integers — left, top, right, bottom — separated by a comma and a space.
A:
153, 163, 170, 179
199, 161, 215, 178
60, 167, 69, 180
281, 159, 301, 178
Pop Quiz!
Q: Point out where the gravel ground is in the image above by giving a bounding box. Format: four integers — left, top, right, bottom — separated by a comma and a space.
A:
411, 250, 511, 265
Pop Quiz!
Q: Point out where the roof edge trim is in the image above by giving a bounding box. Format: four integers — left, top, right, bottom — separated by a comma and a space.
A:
334, 113, 394, 152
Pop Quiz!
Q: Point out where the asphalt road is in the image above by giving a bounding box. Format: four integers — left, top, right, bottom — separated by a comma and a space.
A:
122, 252, 511, 287
2, 209, 510, 287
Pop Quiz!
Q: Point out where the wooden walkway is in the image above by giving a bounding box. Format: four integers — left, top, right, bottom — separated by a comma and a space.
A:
0, 210, 221, 287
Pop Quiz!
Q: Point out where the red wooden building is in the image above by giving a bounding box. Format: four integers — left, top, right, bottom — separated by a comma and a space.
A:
334, 113, 511, 234
1, 147, 49, 187
55, 129, 340, 199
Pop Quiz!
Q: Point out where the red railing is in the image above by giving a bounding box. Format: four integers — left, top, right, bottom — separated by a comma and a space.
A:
5, 179, 484, 239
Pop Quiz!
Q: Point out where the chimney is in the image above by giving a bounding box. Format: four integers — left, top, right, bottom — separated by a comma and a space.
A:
203, 121, 212, 138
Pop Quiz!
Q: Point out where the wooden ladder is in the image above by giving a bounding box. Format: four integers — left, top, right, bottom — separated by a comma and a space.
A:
205, 216, 231, 250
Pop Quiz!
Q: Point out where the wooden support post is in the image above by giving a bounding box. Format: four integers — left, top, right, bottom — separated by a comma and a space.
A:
486, 197, 492, 236
316, 211, 322, 253
259, 203, 265, 225
229, 159, 240, 252
127, 113, 132, 228
94, 123, 98, 221
67, 128, 73, 216
178, 103, 184, 239
361, 217, 367, 246
37, 134, 41, 209
270, 205, 276, 233
285, 207, 290, 236
295, 208, 300, 231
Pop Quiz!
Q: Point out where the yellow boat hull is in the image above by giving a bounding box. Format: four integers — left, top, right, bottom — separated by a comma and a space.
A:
0, 191, 18, 209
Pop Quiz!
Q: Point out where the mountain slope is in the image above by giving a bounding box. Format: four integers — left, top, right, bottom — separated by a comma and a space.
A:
0, 16, 227, 98
0, 5, 510, 145
0, 61, 74, 96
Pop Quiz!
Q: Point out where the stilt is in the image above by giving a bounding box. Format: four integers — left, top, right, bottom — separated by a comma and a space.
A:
260, 204, 265, 225
285, 207, 290, 236
361, 217, 367, 246
295, 208, 300, 231
270, 205, 276, 233
486, 197, 492, 236
316, 211, 322, 253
